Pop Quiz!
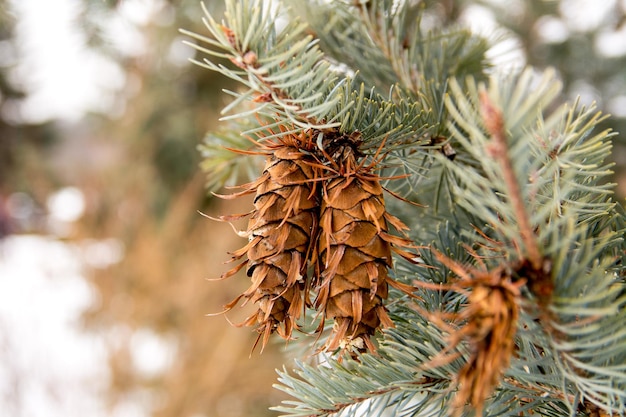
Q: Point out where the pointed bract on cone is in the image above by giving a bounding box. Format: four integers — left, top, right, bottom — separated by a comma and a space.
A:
219, 131, 320, 351
314, 133, 417, 353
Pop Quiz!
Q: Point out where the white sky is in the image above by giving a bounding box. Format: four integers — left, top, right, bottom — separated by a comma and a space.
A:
5, 0, 126, 123
2, 0, 176, 124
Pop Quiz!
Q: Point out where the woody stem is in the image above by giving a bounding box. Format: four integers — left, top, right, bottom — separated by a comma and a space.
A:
479, 90, 542, 270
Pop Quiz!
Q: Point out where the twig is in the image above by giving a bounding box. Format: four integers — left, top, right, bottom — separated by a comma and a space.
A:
479, 90, 542, 271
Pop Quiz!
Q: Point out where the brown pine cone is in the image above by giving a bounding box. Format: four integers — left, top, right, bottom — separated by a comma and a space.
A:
314, 137, 415, 353
219, 134, 319, 351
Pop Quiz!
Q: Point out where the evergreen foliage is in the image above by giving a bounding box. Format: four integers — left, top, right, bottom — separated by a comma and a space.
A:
185, 0, 626, 415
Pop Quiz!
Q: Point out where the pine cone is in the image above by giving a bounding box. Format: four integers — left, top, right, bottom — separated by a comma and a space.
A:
314, 138, 415, 353
220, 136, 319, 351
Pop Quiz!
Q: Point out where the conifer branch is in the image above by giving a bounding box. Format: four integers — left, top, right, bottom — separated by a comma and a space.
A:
180, 0, 341, 129
479, 89, 542, 270
188, 2, 626, 416
441, 68, 626, 415
291, 0, 489, 96
199, 120, 266, 191
182, 0, 435, 177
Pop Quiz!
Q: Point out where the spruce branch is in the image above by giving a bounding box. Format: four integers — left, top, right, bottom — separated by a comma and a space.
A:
441, 68, 618, 266
180, 0, 344, 129
187, 1, 626, 416
291, 0, 489, 96
198, 120, 266, 191
440, 68, 626, 415
478, 89, 542, 270
272, 308, 457, 417
546, 227, 626, 414
182, 0, 431, 146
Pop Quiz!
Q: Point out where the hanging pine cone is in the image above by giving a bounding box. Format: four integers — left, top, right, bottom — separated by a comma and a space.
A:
313, 132, 417, 353
217, 130, 319, 351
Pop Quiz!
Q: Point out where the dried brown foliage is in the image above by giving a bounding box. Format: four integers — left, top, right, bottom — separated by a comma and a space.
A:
418, 250, 523, 416
581, 400, 612, 417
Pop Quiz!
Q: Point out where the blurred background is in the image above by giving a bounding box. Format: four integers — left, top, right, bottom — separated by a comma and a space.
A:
0, 1, 625, 416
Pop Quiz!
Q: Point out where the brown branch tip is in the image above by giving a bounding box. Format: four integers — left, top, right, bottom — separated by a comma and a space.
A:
478, 90, 543, 271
